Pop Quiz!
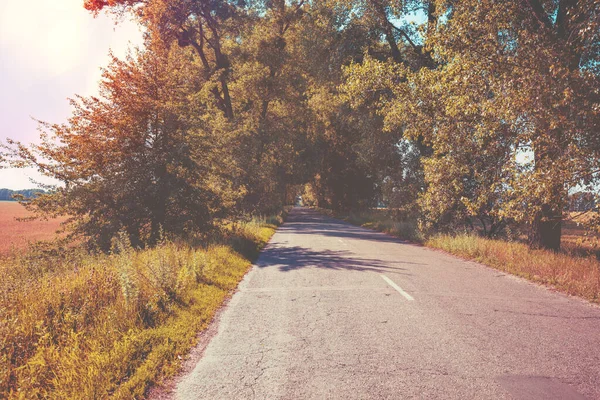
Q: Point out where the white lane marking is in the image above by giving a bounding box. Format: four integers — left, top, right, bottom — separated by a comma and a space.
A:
244, 286, 387, 293
380, 275, 414, 301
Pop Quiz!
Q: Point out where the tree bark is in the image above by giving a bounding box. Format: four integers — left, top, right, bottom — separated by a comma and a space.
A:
529, 130, 564, 251
529, 204, 562, 251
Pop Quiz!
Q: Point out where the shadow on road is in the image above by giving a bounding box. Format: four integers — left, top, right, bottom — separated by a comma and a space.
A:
254, 208, 424, 273
257, 246, 415, 273
280, 208, 410, 244
279, 223, 409, 244
279, 208, 410, 244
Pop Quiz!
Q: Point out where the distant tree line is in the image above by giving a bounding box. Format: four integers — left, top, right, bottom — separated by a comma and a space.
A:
570, 192, 597, 212
0, 189, 46, 201
1, 0, 598, 251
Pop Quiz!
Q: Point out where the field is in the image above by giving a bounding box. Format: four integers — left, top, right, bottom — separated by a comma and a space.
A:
0, 201, 67, 255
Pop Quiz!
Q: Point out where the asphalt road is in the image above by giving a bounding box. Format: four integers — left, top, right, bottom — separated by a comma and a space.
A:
174, 207, 600, 399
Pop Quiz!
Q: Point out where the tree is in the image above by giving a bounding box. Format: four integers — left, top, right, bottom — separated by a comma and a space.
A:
3, 42, 241, 250
228, 0, 313, 213
342, 0, 600, 249
291, 0, 391, 210
86, 0, 239, 119
429, 0, 600, 250
4, 0, 596, 251
336, 0, 441, 213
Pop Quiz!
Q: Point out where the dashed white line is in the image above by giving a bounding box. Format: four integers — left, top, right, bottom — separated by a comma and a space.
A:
380, 274, 414, 301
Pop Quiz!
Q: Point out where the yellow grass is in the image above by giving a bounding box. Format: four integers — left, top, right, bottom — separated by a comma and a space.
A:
562, 211, 599, 257
0, 208, 288, 399
0, 202, 67, 255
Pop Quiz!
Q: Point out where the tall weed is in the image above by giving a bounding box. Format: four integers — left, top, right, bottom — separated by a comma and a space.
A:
0, 210, 287, 399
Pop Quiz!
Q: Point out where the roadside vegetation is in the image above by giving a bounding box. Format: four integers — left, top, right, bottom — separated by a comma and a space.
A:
428, 234, 600, 302
1, 1, 598, 255
0, 210, 287, 399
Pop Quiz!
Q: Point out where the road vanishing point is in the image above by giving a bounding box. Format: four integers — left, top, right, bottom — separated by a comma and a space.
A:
172, 208, 600, 399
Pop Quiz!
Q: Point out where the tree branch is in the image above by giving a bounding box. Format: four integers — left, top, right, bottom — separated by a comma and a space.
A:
390, 23, 419, 51
524, 0, 554, 30
283, 0, 306, 33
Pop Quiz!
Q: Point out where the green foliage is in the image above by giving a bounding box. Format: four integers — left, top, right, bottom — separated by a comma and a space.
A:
341, 0, 600, 249
2, 0, 597, 252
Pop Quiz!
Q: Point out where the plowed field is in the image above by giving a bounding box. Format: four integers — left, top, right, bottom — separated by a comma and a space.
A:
0, 201, 66, 255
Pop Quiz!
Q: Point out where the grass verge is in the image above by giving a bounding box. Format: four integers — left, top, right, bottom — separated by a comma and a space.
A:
0, 208, 288, 399
318, 208, 600, 303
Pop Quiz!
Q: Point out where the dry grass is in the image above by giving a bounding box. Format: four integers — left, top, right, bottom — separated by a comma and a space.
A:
0, 202, 67, 256
562, 211, 599, 258
0, 208, 289, 399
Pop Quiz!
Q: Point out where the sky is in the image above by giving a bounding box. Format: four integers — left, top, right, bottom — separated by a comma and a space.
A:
0, 0, 144, 190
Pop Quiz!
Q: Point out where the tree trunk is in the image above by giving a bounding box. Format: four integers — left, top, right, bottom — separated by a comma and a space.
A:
529, 204, 562, 251
150, 164, 169, 245
529, 124, 564, 252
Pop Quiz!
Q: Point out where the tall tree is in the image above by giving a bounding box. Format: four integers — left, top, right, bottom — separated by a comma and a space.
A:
336, 0, 441, 213
86, 0, 239, 119
3, 42, 241, 250
343, 0, 599, 248
429, 0, 600, 249
229, 0, 313, 213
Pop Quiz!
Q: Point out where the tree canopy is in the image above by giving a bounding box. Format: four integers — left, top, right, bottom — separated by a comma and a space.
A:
1, 0, 598, 251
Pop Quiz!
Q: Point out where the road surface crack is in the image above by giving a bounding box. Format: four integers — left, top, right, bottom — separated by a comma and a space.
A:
242, 348, 273, 399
